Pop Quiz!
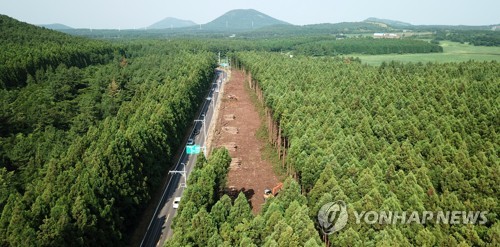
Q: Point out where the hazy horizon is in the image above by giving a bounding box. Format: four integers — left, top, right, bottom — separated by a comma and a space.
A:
1, 0, 499, 29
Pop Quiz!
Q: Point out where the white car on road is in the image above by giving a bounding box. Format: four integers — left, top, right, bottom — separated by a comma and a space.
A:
173, 197, 181, 209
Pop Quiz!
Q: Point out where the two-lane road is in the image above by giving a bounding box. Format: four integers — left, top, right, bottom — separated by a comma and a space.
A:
140, 69, 226, 247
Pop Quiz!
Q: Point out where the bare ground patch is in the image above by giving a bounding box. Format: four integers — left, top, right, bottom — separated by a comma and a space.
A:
212, 70, 280, 213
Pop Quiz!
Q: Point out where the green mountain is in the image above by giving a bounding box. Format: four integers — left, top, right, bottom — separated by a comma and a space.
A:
203, 9, 290, 31
364, 17, 413, 27
148, 17, 196, 29
0, 14, 112, 88
39, 23, 74, 30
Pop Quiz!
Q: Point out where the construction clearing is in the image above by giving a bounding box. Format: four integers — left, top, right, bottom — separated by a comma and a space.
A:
212, 70, 280, 213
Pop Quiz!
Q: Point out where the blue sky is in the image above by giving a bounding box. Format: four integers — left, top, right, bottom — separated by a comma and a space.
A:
1, 0, 499, 29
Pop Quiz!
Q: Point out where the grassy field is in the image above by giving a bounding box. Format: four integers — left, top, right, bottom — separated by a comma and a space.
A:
356, 41, 500, 65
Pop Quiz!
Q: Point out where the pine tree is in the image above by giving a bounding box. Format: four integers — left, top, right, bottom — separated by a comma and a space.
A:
228, 192, 252, 227
415, 228, 435, 246
219, 222, 233, 244
210, 194, 232, 229
263, 202, 284, 236
335, 227, 363, 247
276, 178, 306, 210
309, 193, 333, 221
284, 201, 322, 246
206, 232, 223, 246
485, 222, 500, 246
247, 215, 266, 245
195, 152, 207, 169
356, 168, 377, 198
190, 208, 216, 246
308, 164, 336, 208
239, 236, 257, 247
171, 201, 197, 230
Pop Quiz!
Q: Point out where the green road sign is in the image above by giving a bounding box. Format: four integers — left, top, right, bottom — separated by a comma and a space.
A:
186, 145, 201, 154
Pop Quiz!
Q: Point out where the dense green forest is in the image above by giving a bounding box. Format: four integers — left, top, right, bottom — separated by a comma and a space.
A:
227, 52, 499, 246
0, 15, 114, 89
62, 21, 391, 39
434, 30, 500, 47
0, 16, 217, 246
1, 12, 499, 247
121, 36, 442, 58
166, 149, 323, 247
293, 38, 443, 56
165, 52, 498, 246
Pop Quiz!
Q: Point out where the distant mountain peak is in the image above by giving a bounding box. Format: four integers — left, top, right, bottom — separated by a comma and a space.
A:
225, 8, 268, 16
149, 17, 197, 29
203, 9, 290, 31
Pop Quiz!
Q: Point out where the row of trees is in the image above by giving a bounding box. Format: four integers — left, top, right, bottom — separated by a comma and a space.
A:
233, 52, 499, 246
112, 36, 443, 62
0, 21, 218, 245
294, 38, 443, 56
434, 30, 500, 47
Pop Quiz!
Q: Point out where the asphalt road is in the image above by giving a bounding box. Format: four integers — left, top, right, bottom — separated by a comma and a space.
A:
140, 69, 226, 247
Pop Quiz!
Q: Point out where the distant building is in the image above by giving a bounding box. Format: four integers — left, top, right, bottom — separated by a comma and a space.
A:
492, 26, 500, 31
373, 33, 400, 39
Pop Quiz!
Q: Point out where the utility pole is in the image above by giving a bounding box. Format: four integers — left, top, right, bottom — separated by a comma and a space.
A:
169, 163, 187, 188
218, 52, 221, 64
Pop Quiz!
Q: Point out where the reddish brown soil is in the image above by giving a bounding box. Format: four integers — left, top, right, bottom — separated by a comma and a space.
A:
212, 70, 280, 213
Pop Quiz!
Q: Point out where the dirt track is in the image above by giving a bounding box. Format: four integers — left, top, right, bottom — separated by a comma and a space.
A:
212, 70, 279, 213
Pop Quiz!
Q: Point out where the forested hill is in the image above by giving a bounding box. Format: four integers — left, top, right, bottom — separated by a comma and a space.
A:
364, 17, 413, 27
203, 9, 290, 31
148, 17, 197, 29
39, 23, 74, 30
0, 14, 114, 89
